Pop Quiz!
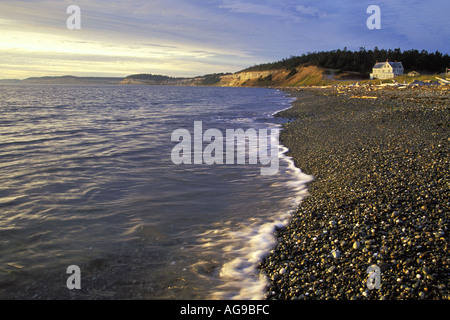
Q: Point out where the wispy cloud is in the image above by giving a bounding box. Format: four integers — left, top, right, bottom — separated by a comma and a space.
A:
0, 0, 448, 79
218, 0, 303, 22
295, 5, 328, 18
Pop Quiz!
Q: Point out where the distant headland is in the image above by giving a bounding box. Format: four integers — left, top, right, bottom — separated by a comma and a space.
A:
2, 48, 449, 87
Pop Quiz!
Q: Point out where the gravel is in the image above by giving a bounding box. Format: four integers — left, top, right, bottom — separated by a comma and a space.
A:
259, 86, 449, 300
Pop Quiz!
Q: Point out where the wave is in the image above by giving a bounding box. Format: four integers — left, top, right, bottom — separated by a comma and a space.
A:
203, 93, 313, 300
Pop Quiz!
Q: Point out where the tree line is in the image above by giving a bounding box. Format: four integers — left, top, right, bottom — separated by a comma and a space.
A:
244, 48, 450, 75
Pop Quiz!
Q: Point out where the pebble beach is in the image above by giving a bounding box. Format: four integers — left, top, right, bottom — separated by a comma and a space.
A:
260, 85, 449, 300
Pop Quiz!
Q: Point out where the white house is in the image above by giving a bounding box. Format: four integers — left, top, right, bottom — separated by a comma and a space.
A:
370, 60, 404, 79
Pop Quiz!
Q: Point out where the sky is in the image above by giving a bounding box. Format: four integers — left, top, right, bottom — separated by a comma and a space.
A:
1, 0, 449, 79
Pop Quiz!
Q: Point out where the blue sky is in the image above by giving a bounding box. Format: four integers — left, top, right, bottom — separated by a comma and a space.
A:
1, 0, 449, 78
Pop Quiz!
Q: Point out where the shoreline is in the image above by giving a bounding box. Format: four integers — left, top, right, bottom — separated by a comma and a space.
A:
260, 86, 449, 300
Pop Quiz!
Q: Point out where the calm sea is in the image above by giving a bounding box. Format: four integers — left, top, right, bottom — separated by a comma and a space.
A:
0, 85, 311, 299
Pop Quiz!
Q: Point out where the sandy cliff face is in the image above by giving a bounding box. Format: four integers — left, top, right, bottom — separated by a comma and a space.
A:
219, 70, 275, 86
217, 66, 325, 87
119, 65, 326, 87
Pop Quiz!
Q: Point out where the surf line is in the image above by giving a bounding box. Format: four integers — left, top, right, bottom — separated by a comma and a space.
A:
171, 121, 280, 176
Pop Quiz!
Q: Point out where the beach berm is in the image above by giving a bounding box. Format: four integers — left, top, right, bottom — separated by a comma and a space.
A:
260, 85, 449, 300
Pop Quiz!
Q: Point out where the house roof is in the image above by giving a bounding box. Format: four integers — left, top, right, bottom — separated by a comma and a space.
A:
373, 61, 403, 69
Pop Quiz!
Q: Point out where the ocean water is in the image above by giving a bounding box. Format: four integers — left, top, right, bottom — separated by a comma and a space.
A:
0, 85, 312, 299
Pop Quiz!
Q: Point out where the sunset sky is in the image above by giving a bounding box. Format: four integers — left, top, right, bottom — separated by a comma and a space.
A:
1, 0, 449, 79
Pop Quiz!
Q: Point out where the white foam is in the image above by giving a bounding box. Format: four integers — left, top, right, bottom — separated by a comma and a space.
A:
196, 92, 313, 300
209, 129, 313, 300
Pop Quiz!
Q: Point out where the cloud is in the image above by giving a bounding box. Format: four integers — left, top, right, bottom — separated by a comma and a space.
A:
218, 0, 303, 22
374, 0, 450, 50
0, 0, 260, 77
0, 0, 448, 79
295, 5, 328, 18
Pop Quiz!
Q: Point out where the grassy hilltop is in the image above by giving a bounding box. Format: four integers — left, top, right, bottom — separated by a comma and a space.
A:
215, 47, 450, 87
